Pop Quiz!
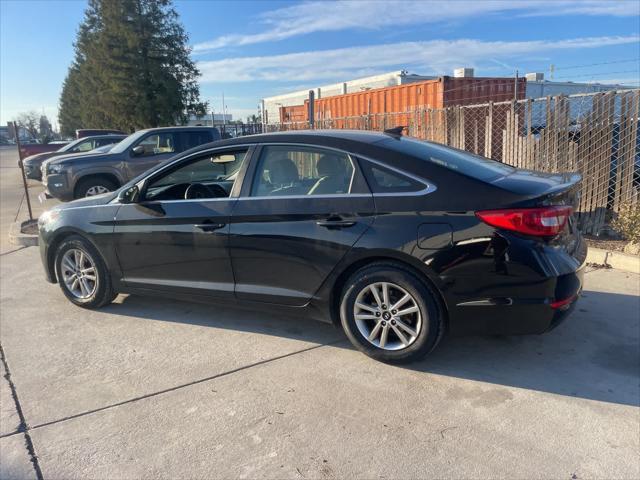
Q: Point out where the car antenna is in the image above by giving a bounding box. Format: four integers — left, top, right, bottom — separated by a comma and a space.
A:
383, 126, 406, 137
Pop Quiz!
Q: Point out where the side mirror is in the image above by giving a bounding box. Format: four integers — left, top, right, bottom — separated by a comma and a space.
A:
117, 185, 139, 204
131, 145, 145, 156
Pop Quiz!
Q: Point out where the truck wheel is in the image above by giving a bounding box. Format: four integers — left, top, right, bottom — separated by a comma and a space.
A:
75, 177, 117, 199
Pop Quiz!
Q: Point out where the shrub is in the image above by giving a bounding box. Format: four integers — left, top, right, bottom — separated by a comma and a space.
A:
612, 203, 640, 244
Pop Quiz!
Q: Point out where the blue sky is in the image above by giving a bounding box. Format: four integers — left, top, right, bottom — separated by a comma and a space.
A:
1, 0, 638, 127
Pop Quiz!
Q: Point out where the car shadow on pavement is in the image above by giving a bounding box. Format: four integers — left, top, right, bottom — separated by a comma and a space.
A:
104, 289, 639, 407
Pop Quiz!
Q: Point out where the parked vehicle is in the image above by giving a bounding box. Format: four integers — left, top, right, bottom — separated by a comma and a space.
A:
42, 126, 220, 200
76, 128, 126, 139
23, 134, 126, 180
38, 130, 586, 363
19, 140, 68, 159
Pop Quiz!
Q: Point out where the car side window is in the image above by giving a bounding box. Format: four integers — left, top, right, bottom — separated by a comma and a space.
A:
360, 160, 425, 193
135, 133, 176, 157
183, 131, 213, 150
144, 149, 248, 201
72, 139, 95, 153
250, 145, 354, 197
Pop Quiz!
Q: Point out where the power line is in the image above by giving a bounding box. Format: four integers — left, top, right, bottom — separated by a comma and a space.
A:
552, 58, 640, 71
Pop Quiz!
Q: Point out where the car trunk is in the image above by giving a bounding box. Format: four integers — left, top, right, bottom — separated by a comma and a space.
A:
488, 170, 584, 259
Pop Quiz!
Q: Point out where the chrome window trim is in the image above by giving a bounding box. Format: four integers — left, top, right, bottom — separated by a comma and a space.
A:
246, 143, 357, 198
114, 140, 437, 204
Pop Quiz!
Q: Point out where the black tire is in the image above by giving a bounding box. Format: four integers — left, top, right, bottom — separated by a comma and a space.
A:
339, 262, 444, 363
54, 235, 116, 309
74, 177, 117, 199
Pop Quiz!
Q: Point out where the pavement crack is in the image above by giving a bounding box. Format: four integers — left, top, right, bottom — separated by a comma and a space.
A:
26, 339, 346, 433
0, 247, 28, 257
0, 342, 44, 480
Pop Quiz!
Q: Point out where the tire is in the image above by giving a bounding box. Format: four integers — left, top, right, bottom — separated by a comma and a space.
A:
74, 177, 117, 199
339, 262, 444, 363
54, 235, 116, 309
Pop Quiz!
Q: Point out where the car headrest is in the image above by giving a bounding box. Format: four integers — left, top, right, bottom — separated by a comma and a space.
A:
267, 157, 299, 185
317, 154, 344, 177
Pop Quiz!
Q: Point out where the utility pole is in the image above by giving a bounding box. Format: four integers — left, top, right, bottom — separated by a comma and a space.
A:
221, 93, 226, 126
514, 70, 519, 101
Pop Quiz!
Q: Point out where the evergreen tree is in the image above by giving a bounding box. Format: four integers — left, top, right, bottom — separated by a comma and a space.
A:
59, 0, 206, 134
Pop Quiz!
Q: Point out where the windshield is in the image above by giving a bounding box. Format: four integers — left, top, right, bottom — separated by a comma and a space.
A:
58, 138, 84, 152
382, 136, 515, 182
109, 130, 148, 154
89, 144, 116, 153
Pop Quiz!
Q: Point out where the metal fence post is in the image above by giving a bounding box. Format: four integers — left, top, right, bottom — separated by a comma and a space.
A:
12, 122, 33, 221
308, 90, 315, 129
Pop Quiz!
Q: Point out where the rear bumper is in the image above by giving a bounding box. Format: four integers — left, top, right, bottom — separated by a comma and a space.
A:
446, 233, 587, 336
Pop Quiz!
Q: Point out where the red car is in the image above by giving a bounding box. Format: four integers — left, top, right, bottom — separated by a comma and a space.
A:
19, 141, 69, 159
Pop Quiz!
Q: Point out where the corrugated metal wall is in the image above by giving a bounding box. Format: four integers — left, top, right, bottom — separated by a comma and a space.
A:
279, 76, 527, 123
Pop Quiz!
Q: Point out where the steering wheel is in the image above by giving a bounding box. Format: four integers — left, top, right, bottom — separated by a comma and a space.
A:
184, 183, 227, 199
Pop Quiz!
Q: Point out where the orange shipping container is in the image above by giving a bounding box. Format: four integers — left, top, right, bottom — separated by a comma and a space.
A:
279, 76, 527, 122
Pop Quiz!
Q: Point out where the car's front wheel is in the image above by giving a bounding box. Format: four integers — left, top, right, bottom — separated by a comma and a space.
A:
340, 263, 444, 363
75, 177, 117, 199
55, 235, 116, 308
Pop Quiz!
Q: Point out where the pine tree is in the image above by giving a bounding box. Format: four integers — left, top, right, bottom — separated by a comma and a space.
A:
58, 0, 206, 134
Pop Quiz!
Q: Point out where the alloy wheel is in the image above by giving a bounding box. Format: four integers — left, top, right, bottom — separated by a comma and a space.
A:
61, 248, 98, 299
85, 185, 110, 196
353, 282, 423, 350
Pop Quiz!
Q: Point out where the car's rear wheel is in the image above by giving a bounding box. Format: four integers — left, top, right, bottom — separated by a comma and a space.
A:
340, 263, 444, 363
75, 177, 117, 199
55, 235, 116, 308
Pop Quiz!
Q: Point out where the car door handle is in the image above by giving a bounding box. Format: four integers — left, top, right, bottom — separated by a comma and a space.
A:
194, 223, 226, 232
316, 218, 356, 228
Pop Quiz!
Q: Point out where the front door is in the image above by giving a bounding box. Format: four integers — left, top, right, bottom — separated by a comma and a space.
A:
126, 131, 179, 179
114, 147, 251, 298
229, 144, 375, 306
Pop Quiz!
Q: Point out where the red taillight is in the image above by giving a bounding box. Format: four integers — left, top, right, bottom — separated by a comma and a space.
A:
475, 206, 573, 237
550, 294, 577, 310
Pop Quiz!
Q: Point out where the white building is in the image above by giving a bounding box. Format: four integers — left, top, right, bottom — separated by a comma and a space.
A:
523, 72, 631, 126
524, 72, 629, 98
261, 70, 434, 125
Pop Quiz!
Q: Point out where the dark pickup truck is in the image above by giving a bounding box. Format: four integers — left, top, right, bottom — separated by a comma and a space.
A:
42, 126, 220, 200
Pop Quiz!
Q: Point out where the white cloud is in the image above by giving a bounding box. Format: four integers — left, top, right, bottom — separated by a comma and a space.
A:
197, 35, 640, 84
193, 0, 639, 53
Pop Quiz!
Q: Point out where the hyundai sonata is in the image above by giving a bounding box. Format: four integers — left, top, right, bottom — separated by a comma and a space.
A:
38, 130, 586, 362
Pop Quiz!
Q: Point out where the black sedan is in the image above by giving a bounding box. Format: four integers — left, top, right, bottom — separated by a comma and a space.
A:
38, 130, 587, 363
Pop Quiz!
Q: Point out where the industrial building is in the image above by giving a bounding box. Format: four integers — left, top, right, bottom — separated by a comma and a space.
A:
262, 69, 629, 126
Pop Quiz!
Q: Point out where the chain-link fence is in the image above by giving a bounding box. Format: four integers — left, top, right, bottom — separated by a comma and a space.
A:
266, 89, 640, 235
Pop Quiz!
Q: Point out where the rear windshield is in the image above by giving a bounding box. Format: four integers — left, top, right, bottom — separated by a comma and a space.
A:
382, 137, 515, 181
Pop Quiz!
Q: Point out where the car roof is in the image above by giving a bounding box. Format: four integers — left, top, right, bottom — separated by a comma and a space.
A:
136, 126, 218, 134
78, 134, 127, 140
198, 129, 395, 152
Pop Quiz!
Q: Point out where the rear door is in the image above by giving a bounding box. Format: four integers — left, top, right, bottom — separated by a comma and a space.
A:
229, 144, 375, 306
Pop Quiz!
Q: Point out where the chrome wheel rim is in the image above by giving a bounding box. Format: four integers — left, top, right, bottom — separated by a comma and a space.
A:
85, 185, 109, 197
353, 282, 422, 351
61, 248, 97, 299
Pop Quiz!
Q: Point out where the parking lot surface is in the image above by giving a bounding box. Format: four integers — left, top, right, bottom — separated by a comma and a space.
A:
1, 145, 639, 479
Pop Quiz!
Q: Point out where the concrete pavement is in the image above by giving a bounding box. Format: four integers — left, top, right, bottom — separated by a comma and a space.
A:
0, 145, 639, 478
1, 246, 638, 479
